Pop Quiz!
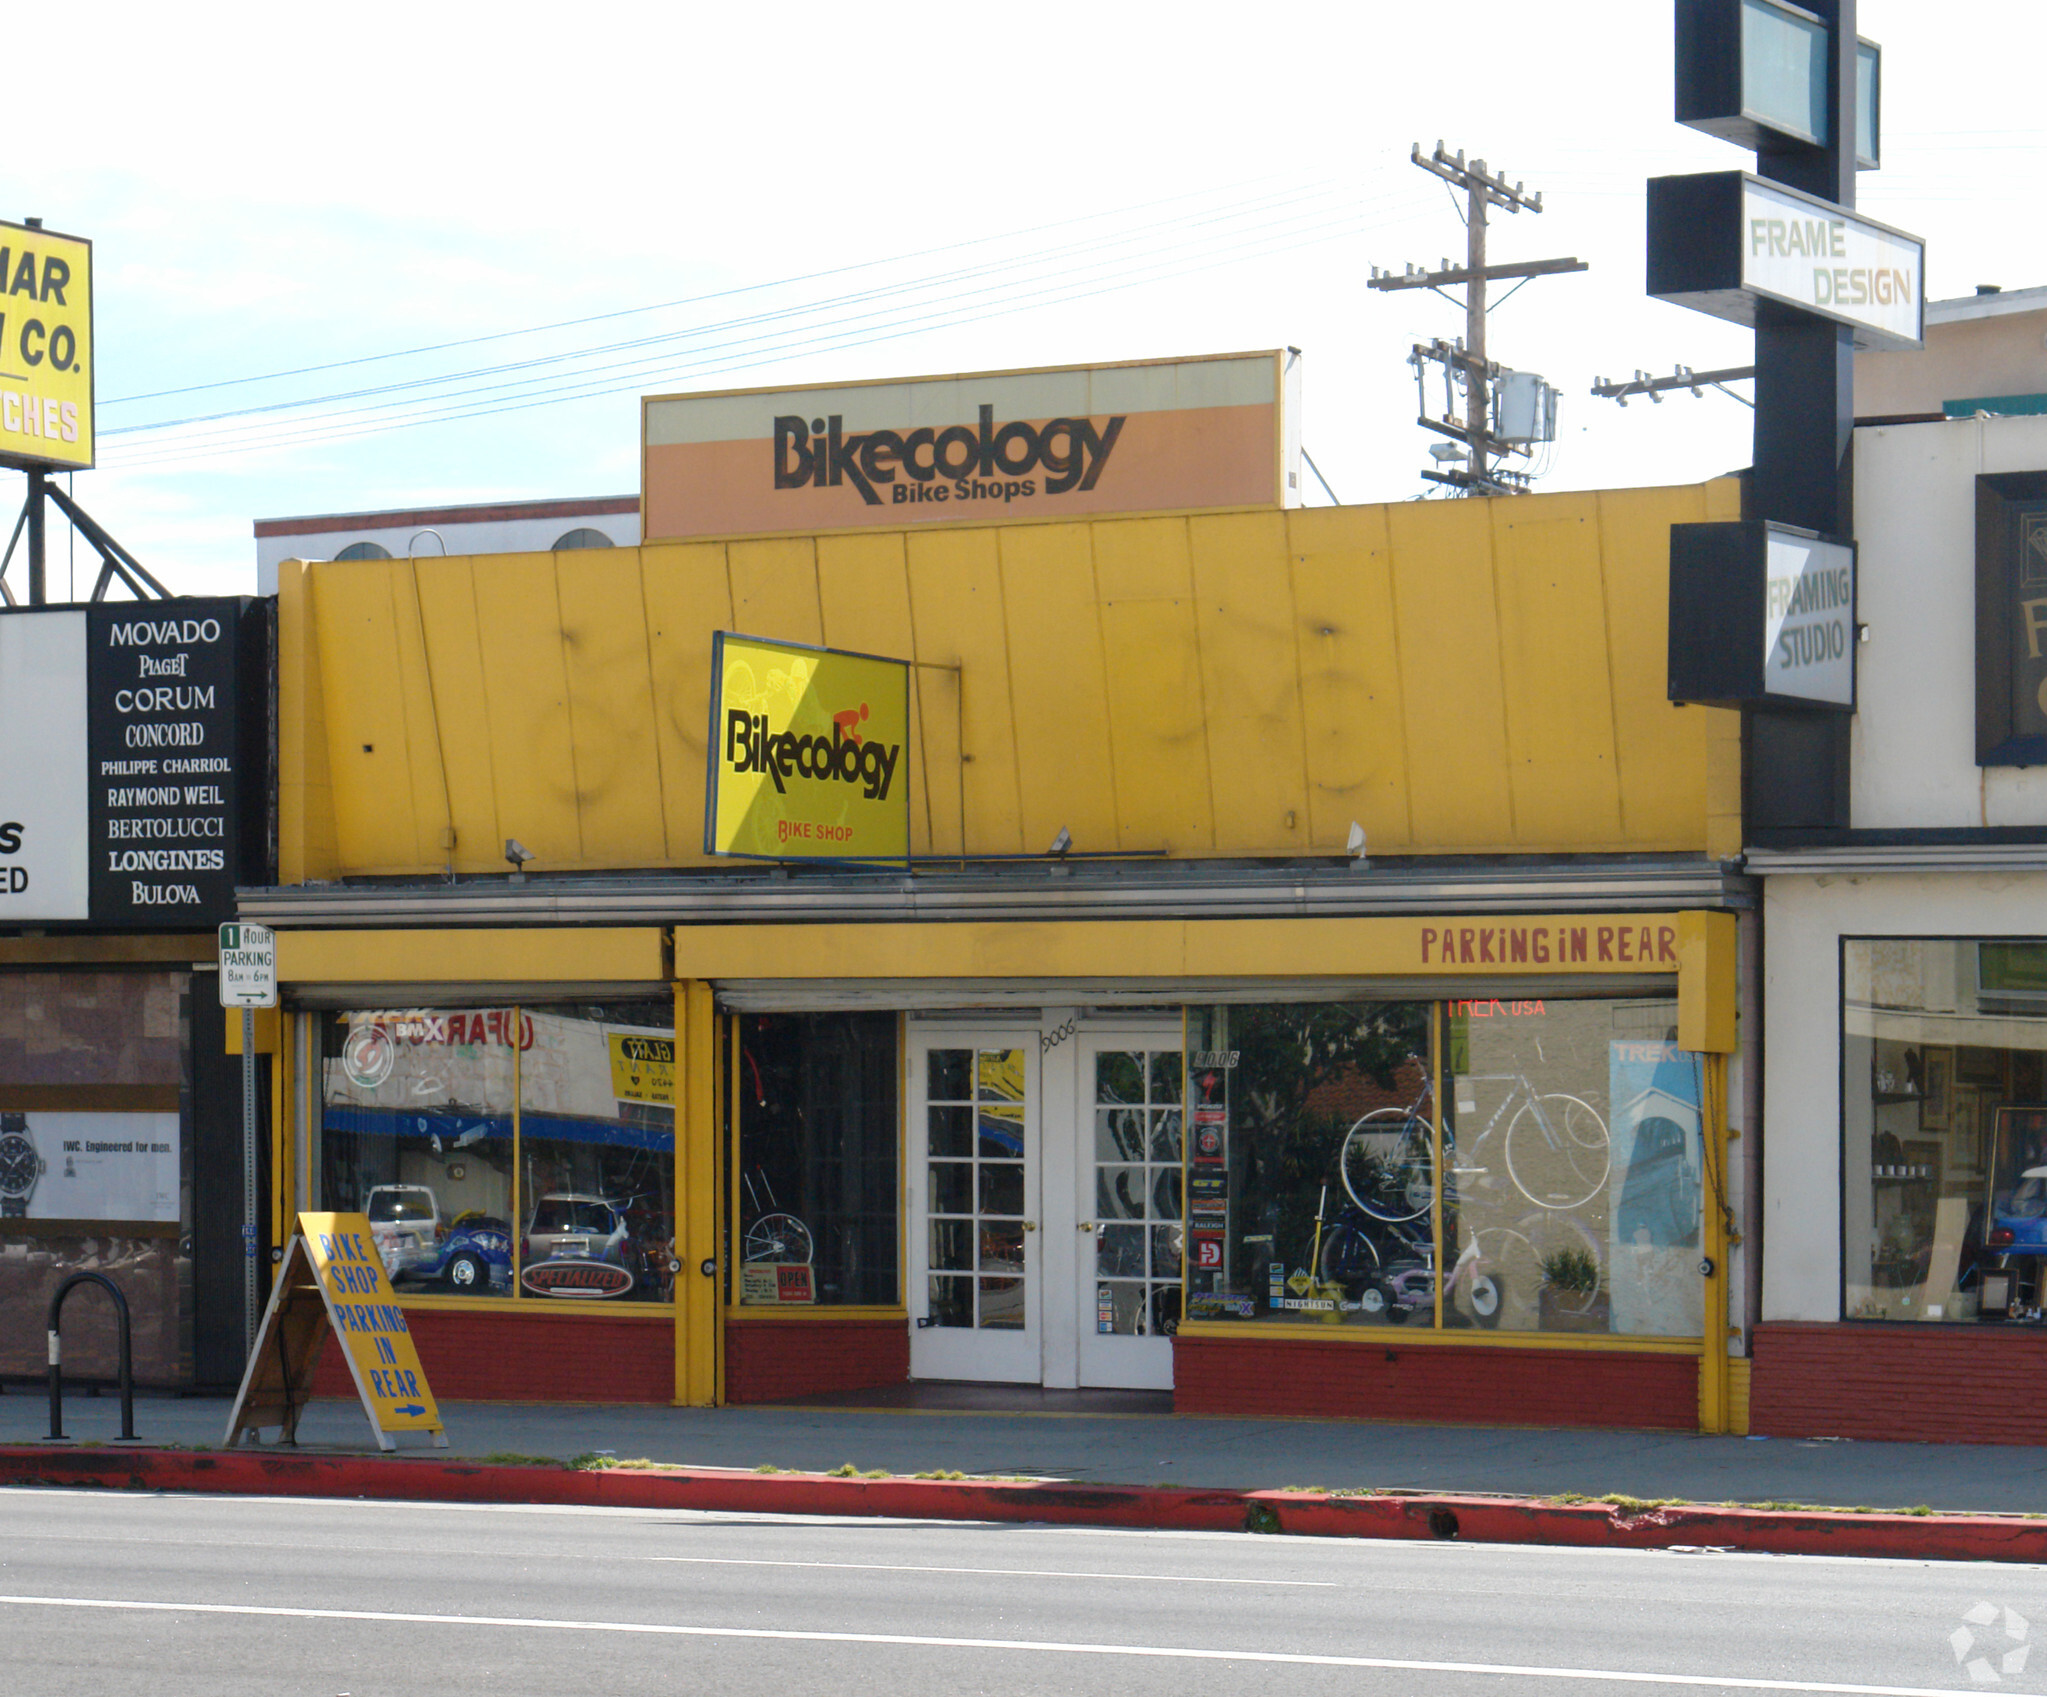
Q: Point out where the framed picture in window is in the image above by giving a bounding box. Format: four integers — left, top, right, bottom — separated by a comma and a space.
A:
1920, 1049, 1953, 1130
1946, 1094, 1981, 1185
1957, 1046, 2006, 1089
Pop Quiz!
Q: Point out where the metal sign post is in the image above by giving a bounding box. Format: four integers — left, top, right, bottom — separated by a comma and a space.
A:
218, 923, 278, 1356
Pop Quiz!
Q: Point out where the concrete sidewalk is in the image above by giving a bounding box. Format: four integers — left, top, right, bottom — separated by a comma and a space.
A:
7, 1387, 2045, 1517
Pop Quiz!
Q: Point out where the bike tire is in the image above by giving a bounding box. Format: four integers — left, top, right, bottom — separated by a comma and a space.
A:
742, 1212, 814, 1265
1503, 1092, 1610, 1211
1338, 1108, 1434, 1222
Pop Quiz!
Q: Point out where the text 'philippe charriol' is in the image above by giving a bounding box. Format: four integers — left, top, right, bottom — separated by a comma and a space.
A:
774, 405, 1124, 507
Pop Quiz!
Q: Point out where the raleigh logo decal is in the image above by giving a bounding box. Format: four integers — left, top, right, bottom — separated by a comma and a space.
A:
725, 700, 902, 801
773, 405, 1124, 509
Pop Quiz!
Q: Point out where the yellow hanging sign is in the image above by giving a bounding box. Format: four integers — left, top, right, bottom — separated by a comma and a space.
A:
705, 632, 911, 861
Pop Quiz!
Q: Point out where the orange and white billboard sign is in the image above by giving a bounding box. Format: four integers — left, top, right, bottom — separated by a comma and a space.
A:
642, 351, 1295, 543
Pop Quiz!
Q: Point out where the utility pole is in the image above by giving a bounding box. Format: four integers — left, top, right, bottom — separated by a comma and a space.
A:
1370, 143, 1585, 495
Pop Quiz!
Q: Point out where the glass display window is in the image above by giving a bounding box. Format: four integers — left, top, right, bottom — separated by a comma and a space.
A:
317, 1001, 676, 1304
732, 1012, 899, 1309
1183, 1001, 1434, 1328
1183, 993, 1703, 1337
1844, 939, 2047, 1324
1445, 996, 1698, 1337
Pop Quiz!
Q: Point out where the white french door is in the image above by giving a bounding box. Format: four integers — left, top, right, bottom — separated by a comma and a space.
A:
906, 1020, 1183, 1391
1074, 1034, 1183, 1391
907, 1030, 1042, 1384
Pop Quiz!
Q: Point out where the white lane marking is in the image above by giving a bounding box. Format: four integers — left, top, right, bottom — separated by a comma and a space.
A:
0, 1593, 2018, 1695
646, 1556, 1334, 1586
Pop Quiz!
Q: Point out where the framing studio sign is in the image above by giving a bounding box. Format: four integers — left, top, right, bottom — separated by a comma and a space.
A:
1669, 521, 1857, 711
0, 598, 256, 925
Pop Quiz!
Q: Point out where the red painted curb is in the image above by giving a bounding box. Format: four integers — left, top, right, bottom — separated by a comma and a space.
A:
2, 1448, 2041, 1563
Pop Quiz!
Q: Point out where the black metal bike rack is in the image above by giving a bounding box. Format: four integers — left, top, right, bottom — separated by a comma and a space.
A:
45, 1272, 139, 1443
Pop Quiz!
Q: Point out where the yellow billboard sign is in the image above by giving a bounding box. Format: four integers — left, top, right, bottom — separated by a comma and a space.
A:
705, 632, 910, 861
0, 220, 92, 473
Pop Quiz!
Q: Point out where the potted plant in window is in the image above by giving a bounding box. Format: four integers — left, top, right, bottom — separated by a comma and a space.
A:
1537, 1245, 1609, 1333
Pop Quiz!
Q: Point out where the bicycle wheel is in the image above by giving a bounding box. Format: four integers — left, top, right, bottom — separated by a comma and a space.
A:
742, 1212, 814, 1265
1339, 1108, 1433, 1222
1504, 1092, 1610, 1210
1317, 1219, 1383, 1292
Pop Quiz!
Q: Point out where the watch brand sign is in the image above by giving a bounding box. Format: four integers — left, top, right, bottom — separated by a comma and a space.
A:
643, 351, 1295, 543
0, 598, 250, 925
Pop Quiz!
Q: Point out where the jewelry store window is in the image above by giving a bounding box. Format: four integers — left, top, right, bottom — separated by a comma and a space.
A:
1844, 939, 2047, 1324
315, 1002, 676, 1303
1182, 993, 1700, 1335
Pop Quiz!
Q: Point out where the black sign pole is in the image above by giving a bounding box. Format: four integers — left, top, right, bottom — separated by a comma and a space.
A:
1743, 0, 1858, 837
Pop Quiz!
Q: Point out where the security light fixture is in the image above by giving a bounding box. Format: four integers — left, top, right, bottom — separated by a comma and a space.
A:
505, 838, 535, 883
1346, 821, 1369, 870
1047, 826, 1072, 857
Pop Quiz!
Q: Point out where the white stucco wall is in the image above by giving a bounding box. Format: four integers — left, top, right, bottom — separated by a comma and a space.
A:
1764, 414, 2047, 1320
1852, 414, 2047, 829
1763, 873, 2047, 1321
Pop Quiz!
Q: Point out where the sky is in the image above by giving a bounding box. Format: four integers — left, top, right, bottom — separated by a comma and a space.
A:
8, 0, 2042, 598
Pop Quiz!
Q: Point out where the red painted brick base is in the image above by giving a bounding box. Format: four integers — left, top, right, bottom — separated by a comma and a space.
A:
311, 1306, 676, 1404
724, 1317, 910, 1404
1751, 1321, 2047, 1445
1173, 1335, 1699, 1430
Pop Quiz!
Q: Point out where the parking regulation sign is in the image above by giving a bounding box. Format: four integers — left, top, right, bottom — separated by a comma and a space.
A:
218, 922, 277, 1008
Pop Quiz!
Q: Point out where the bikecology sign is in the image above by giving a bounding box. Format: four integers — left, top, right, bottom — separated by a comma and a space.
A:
704, 632, 911, 861
642, 352, 1292, 542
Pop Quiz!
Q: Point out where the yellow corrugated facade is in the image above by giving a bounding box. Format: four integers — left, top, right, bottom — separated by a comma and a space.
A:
276, 481, 1742, 881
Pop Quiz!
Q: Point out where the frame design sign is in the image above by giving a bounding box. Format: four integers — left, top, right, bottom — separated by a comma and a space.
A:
705, 632, 911, 862
1647, 170, 1922, 349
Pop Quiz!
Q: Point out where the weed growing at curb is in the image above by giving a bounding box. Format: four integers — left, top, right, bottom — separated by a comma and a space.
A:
827, 1463, 861, 1477
752, 1464, 782, 1474
475, 1452, 563, 1469
912, 1470, 967, 1481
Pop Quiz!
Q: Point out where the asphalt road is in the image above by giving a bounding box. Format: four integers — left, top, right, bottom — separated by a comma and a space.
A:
0, 1486, 2037, 1696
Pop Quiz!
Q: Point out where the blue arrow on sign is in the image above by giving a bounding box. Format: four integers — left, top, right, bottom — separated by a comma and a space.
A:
393, 1404, 426, 1417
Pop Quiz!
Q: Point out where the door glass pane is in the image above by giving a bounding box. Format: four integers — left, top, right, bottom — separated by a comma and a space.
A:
924, 1045, 1033, 1333
928, 1049, 970, 1100
1089, 1047, 1184, 1337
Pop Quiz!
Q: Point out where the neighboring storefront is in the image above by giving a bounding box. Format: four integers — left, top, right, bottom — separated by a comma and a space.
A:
1749, 412, 2047, 1444
0, 596, 272, 1392
242, 354, 1752, 1428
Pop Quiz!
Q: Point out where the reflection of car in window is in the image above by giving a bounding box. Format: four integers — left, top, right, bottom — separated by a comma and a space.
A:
401, 1214, 512, 1293
525, 1193, 640, 1275
365, 1184, 440, 1277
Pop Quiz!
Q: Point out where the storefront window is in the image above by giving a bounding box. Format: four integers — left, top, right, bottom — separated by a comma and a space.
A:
1844, 939, 2047, 1324
318, 1002, 675, 1304
1183, 1001, 1433, 1327
1183, 994, 1701, 1336
733, 1013, 899, 1308
1447, 996, 1699, 1337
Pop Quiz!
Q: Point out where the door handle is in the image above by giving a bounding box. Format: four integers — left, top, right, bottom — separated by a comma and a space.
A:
1078, 1222, 1095, 1233
1022, 1220, 1037, 1232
